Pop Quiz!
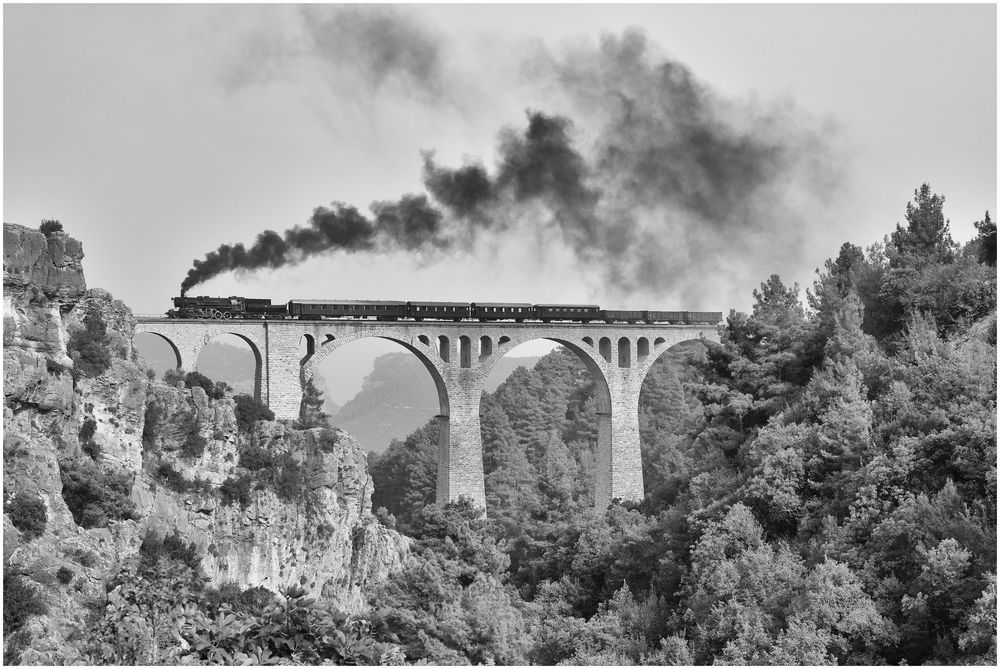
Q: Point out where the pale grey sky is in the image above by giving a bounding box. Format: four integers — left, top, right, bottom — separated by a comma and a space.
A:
5, 2, 996, 320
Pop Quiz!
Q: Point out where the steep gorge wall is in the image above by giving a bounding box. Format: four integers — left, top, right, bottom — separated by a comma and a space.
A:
2, 222, 408, 663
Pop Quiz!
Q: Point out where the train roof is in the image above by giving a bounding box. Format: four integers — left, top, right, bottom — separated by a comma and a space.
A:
534, 303, 601, 309
287, 299, 408, 305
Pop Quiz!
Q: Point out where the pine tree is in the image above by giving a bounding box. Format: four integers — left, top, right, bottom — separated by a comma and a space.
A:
297, 378, 330, 428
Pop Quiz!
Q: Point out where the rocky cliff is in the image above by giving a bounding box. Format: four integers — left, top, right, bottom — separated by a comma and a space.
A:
2, 222, 409, 664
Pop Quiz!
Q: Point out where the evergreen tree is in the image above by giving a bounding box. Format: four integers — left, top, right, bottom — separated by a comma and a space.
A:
297, 377, 330, 428
972, 211, 996, 266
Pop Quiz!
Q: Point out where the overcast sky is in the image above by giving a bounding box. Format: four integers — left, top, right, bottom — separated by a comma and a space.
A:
5, 3, 997, 319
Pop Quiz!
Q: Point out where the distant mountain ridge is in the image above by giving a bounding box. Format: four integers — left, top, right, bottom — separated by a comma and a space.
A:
331, 352, 539, 453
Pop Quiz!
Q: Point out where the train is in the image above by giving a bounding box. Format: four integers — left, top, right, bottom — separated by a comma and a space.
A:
167, 296, 722, 325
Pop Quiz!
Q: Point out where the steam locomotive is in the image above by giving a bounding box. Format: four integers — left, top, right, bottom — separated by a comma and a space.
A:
168, 296, 722, 325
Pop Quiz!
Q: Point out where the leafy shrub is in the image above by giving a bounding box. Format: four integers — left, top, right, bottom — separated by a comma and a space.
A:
79, 417, 97, 442
163, 368, 185, 387
156, 462, 191, 493
145, 367, 157, 380
46, 358, 67, 376
201, 583, 276, 615
180, 585, 399, 665
3, 572, 48, 634
234, 446, 306, 502
184, 371, 227, 400
3, 629, 31, 665
375, 506, 398, 530
59, 457, 136, 528
233, 394, 274, 432
38, 218, 63, 237
72, 548, 97, 568
181, 429, 207, 460
219, 474, 253, 508
39, 219, 63, 237
56, 567, 74, 585
139, 530, 201, 572
79, 417, 101, 458
5, 492, 47, 540
81, 438, 102, 460
67, 306, 113, 379
238, 444, 277, 471
318, 428, 340, 453
275, 460, 306, 502
142, 400, 164, 447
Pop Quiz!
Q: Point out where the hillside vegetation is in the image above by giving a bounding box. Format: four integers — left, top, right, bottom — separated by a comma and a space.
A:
368, 184, 997, 665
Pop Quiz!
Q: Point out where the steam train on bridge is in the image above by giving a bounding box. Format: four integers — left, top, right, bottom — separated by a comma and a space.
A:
167, 296, 722, 325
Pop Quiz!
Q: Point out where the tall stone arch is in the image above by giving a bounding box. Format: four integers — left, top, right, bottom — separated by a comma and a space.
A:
476, 334, 621, 505
195, 329, 267, 402
134, 331, 183, 370
293, 329, 466, 504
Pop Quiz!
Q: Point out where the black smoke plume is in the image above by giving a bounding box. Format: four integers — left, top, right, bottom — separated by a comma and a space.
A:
184, 27, 839, 303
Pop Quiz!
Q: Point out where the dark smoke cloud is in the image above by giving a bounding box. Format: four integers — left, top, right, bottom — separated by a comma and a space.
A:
182, 204, 375, 295
187, 26, 840, 305
416, 29, 839, 301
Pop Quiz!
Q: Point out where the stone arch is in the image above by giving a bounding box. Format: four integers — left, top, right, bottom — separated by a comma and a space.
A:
136, 331, 182, 369
618, 337, 631, 368
300, 332, 450, 419
637, 337, 649, 362
438, 335, 450, 362
639, 336, 711, 379
300, 334, 315, 366
477, 335, 614, 511
195, 331, 265, 401
460, 335, 472, 368
599, 337, 612, 363
479, 336, 493, 360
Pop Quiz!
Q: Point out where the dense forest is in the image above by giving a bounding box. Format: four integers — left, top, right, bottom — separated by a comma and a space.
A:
367, 184, 997, 664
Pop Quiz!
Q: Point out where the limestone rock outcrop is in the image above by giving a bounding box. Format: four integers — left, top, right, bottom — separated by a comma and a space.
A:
2, 222, 409, 664
3, 223, 86, 301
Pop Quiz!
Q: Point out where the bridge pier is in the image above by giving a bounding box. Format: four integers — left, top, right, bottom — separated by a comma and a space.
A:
595, 382, 644, 505
435, 369, 488, 508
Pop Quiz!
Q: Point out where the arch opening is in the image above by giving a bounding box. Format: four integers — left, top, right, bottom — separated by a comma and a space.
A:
479, 336, 493, 361
618, 337, 631, 368
599, 337, 612, 363
134, 332, 182, 377
478, 338, 612, 516
300, 334, 316, 366
194, 333, 263, 400
438, 335, 450, 362
637, 338, 711, 506
302, 335, 450, 456
637, 337, 649, 362
460, 335, 472, 368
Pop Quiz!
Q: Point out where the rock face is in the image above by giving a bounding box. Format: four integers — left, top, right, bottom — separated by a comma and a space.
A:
3, 223, 86, 301
2, 222, 409, 664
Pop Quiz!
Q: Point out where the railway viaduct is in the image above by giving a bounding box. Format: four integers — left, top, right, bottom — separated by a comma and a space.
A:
133, 318, 719, 509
